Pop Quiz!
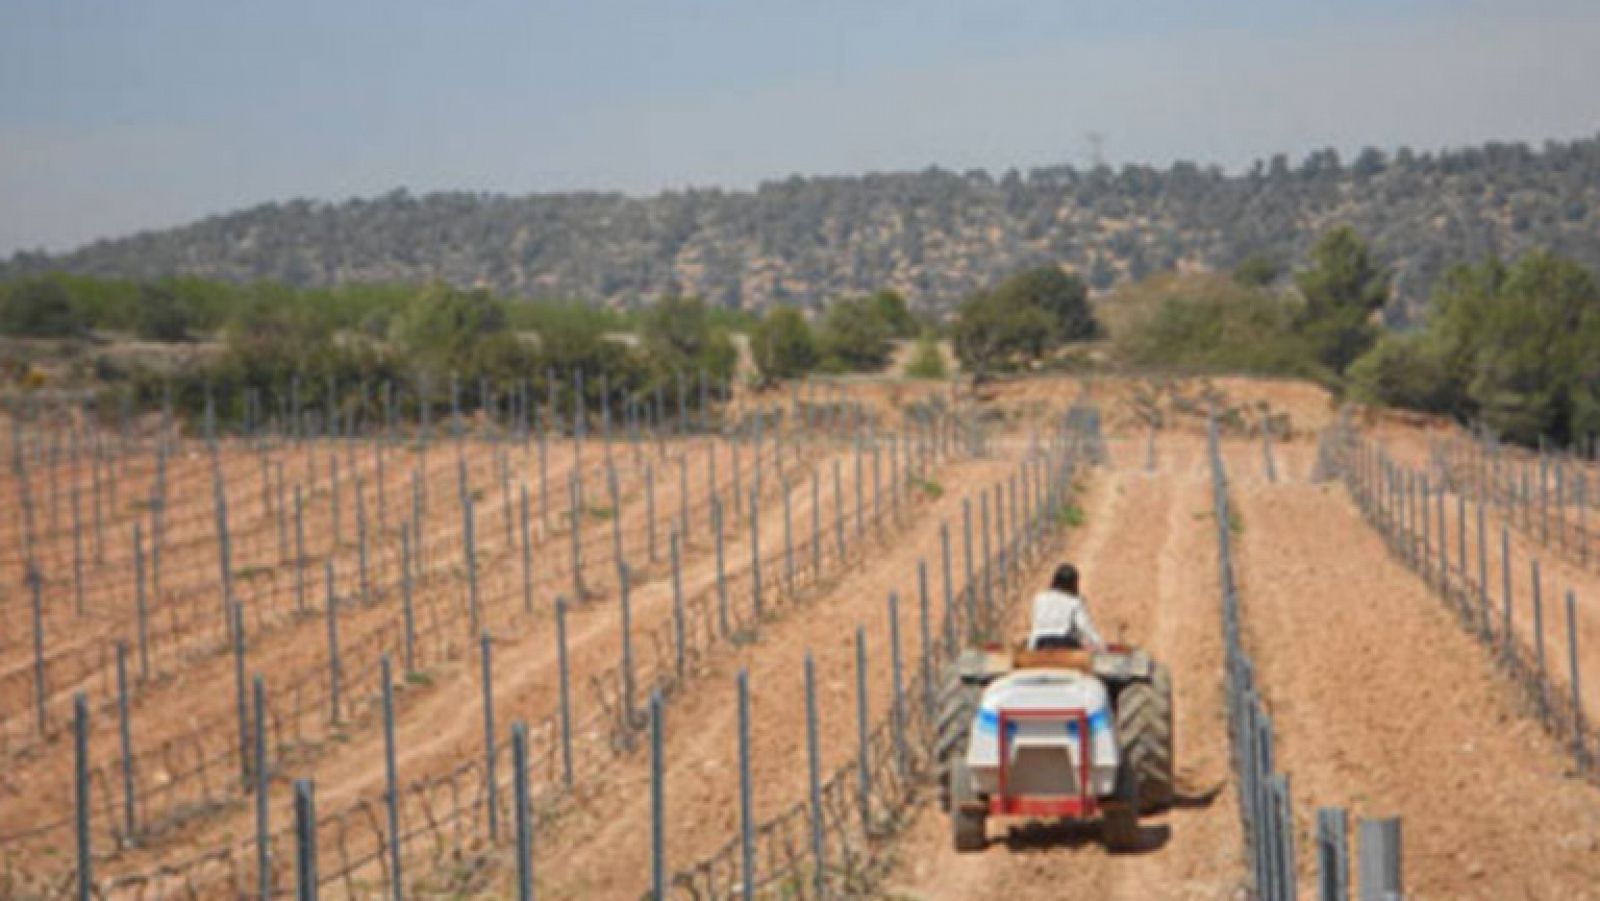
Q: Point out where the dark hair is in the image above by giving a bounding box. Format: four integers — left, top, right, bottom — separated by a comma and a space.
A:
1051, 563, 1079, 594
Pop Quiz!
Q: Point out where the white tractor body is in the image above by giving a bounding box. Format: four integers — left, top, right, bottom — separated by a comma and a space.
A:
939, 645, 1172, 852
965, 668, 1119, 800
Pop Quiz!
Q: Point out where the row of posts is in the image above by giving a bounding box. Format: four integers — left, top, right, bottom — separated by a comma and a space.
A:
59, 400, 976, 896
647, 412, 1084, 897
1208, 416, 1402, 901
15, 377, 937, 754
1348, 434, 1591, 776
1443, 428, 1597, 570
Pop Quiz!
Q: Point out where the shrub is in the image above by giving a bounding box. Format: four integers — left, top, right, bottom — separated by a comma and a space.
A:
951, 288, 1054, 380
990, 266, 1097, 343
1352, 250, 1600, 444
904, 333, 947, 379
0, 277, 80, 337
133, 283, 195, 342
1106, 273, 1324, 378
641, 295, 738, 384
817, 296, 894, 372
750, 306, 818, 383
868, 290, 918, 339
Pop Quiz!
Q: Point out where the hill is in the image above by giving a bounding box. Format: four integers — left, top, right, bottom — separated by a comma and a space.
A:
6, 135, 1600, 316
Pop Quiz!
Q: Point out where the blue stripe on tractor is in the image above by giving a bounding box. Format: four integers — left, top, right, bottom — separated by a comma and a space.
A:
973, 707, 1109, 739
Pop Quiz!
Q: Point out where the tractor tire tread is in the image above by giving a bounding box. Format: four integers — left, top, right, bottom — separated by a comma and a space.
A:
1115, 669, 1174, 813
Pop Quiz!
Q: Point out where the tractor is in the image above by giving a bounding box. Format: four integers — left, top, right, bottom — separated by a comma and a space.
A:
935, 644, 1174, 852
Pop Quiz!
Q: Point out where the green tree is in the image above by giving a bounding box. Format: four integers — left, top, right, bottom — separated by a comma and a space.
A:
1293, 227, 1389, 374
0, 277, 80, 337
1232, 255, 1280, 287
817, 296, 894, 372
1464, 251, 1600, 442
700, 329, 739, 384
531, 300, 647, 416
49, 274, 141, 331
641, 295, 738, 382
868, 290, 917, 339
951, 289, 1054, 381
212, 286, 341, 400
991, 266, 1097, 343
642, 295, 707, 370
388, 283, 528, 378
134, 283, 194, 342
750, 306, 818, 383
1349, 250, 1600, 445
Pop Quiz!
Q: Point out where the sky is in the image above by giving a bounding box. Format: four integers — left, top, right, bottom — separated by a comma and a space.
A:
3, 0, 1599, 256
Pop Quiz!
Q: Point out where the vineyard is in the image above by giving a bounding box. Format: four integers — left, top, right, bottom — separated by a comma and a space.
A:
5, 373, 1600, 899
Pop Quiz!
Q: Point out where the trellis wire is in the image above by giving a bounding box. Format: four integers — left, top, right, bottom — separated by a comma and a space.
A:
18, 384, 966, 896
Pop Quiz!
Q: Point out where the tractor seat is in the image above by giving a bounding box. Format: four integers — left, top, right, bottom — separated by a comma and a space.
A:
1012, 647, 1095, 672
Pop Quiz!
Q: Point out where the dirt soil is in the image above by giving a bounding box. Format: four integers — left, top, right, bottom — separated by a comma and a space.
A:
494, 450, 1031, 898
74, 424, 963, 892
1223, 436, 1600, 899
1363, 421, 1600, 732
10, 375, 1600, 899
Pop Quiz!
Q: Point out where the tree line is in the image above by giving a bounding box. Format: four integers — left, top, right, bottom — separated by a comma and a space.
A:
6, 224, 1598, 448
7, 134, 1600, 313
0, 276, 745, 420
1099, 228, 1600, 448
0, 275, 933, 419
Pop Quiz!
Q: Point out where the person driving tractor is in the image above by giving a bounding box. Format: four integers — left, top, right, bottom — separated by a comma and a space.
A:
1027, 563, 1104, 651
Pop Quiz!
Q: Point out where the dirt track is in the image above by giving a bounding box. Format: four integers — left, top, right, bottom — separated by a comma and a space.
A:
889, 417, 1600, 900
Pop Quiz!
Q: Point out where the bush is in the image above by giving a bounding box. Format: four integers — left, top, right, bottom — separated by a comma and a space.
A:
1346, 332, 1457, 412
133, 283, 195, 342
1106, 272, 1325, 378
1348, 250, 1600, 445
950, 265, 1100, 381
750, 306, 818, 383
1424, 252, 1590, 441
389, 283, 516, 373
904, 333, 947, 379
640, 295, 738, 384
0, 277, 80, 337
817, 295, 894, 372
868, 290, 918, 339
990, 266, 1097, 343
1232, 255, 1281, 287
951, 288, 1054, 380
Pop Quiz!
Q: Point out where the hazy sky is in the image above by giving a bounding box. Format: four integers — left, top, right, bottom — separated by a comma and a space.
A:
3, 0, 1599, 255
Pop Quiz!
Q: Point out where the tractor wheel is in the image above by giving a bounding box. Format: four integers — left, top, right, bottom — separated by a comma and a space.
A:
934, 669, 982, 809
1116, 666, 1174, 813
951, 756, 987, 853
1101, 764, 1141, 852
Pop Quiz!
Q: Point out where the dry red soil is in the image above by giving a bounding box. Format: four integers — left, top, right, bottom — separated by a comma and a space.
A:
526, 451, 1031, 898
6, 375, 1600, 899
0, 416, 866, 888
1221, 437, 1600, 899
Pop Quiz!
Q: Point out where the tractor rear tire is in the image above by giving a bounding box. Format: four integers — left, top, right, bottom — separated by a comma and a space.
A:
1115, 666, 1174, 813
1101, 764, 1141, 852
951, 756, 987, 853
935, 669, 982, 810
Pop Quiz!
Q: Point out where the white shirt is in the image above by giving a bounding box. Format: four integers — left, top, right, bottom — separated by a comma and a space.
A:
1027, 589, 1104, 650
